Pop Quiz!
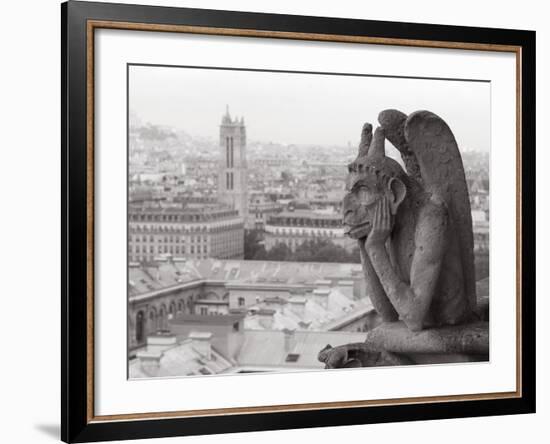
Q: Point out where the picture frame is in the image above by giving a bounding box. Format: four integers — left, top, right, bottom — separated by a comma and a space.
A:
61, 1, 536, 442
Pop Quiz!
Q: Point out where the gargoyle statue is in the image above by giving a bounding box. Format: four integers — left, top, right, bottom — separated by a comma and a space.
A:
342, 109, 477, 332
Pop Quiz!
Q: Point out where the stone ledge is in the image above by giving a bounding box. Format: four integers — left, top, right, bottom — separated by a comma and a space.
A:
365, 321, 489, 355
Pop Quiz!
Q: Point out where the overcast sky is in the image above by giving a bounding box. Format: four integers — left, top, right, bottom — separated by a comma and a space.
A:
129, 65, 490, 151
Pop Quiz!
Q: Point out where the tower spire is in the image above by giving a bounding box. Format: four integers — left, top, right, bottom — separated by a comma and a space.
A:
222, 105, 232, 124
219, 108, 248, 221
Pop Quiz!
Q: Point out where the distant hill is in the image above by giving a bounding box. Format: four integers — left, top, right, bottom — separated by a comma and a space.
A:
134, 123, 177, 142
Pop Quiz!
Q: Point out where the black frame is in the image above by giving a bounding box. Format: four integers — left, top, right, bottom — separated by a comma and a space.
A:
62, 1, 536, 442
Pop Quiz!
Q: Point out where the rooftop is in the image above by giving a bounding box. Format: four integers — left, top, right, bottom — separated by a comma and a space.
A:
245, 286, 371, 331
129, 329, 367, 377
129, 258, 362, 298
273, 210, 342, 220
236, 330, 366, 369
129, 338, 234, 378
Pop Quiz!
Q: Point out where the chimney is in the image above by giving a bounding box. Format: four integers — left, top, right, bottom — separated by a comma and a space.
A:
146, 332, 177, 354
337, 280, 354, 298
283, 328, 296, 352
189, 331, 212, 360
257, 308, 276, 329
313, 288, 330, 309
263, 295, 286, 308
136, 350, 163, 377
288, 296, 306, 317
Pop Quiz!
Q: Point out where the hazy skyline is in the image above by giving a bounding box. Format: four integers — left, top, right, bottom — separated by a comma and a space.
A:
129, 65, 490, 151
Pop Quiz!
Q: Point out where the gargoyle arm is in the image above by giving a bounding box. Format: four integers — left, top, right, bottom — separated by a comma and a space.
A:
367, 200, 448, 331
358, 240, 399, 322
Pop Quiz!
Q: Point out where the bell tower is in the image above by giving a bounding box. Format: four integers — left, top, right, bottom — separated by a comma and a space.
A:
218, 106, 248, 219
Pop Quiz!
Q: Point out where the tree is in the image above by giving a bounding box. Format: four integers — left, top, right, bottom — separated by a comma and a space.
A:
252, 247, 267, 260
264, 242, 292, 261
244, 229, 265, 260
281, 170, 293, 183
303, 240, 353, 263
349, 245, 361, 263
474, 252, 489, 281
285, 239, 361, 264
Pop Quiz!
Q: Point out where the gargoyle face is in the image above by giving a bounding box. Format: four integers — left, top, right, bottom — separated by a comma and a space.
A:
342, 180, 382, 240
342, 124, 408, 239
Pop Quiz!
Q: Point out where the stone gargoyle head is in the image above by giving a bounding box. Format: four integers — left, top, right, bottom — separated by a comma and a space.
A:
342, 123, 410, 240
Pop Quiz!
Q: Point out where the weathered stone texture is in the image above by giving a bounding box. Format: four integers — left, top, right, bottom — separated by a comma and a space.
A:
319, 110, 487, 369
365, 321, 489, 355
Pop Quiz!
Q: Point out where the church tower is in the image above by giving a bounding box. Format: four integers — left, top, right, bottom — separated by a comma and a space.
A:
218, 106, 248, 219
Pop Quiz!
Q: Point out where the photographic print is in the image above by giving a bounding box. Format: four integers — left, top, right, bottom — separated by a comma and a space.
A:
127, 65, 490, 378
62, 4, 534, 441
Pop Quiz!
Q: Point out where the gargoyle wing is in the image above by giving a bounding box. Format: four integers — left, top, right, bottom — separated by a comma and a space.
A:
378, 109, 477, 311
408, 110, 477, 310
378, 109, 422, 183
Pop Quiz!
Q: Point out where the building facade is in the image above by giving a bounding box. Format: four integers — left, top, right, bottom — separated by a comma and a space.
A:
245, 192, 283, 231
218, 107, 248, 220
264, 210, 356, 252
128, 204, 244, 263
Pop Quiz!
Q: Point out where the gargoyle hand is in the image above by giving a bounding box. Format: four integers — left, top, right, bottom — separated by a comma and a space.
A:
366, 196, 391, 248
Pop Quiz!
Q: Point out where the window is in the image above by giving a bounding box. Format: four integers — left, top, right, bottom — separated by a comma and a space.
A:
200, 307, 208, 315
285, 353, 300, 363
230, 137, 234, 168
226, 137, 230, 168
238, 297, 245, 307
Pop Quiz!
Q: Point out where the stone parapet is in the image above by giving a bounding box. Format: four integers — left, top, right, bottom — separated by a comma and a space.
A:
318, 321, 489, 369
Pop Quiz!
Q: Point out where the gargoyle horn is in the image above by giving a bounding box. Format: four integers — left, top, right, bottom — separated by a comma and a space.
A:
366, 127, 386, 160
358, 122, 373, 157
